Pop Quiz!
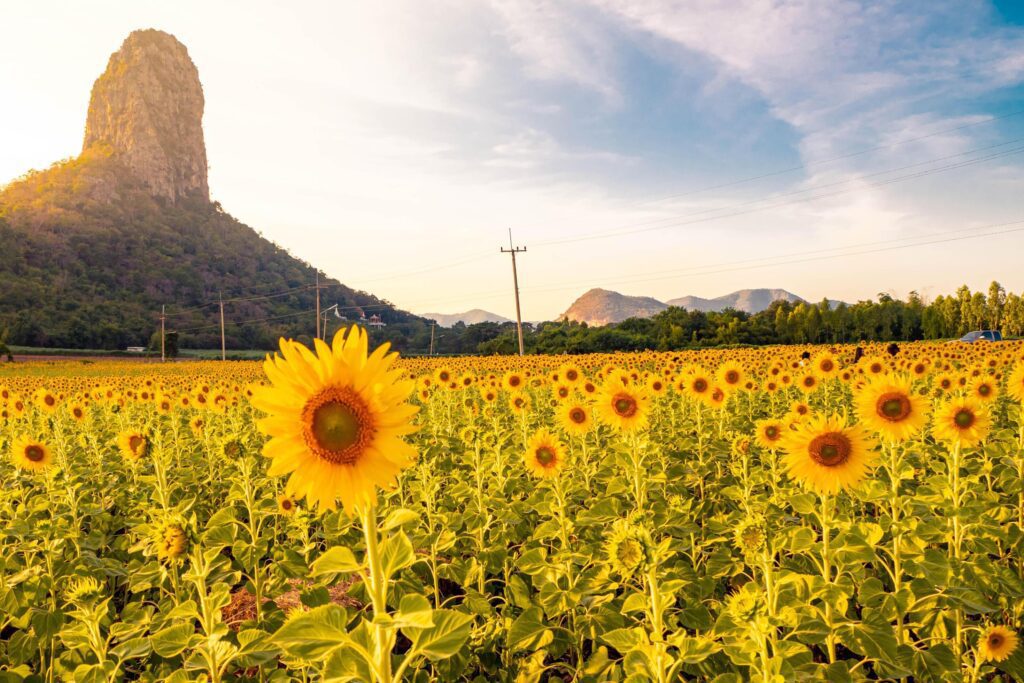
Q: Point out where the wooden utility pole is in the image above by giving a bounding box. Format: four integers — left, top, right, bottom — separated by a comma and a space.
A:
315, 273, 321, 340
160, 305, 166, 363
429, 322, 435, 356
219, 293, 226, 361
500, 230, 527, 356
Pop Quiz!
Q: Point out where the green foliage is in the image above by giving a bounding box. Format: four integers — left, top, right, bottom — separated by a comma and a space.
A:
0, 153, 426, 351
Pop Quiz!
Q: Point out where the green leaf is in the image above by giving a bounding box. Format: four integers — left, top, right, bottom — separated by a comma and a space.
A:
382, 507, 420, 531
837, 613, 900, 666
407, 609, 473, 660
150, 622, 198, 658
110, 636, 152, 661
271, 604, 350, 660
507, 606, 553, 652
311, 546, 362, 576
394, 594, 435, 630
235, 628, 279, 667
381, 532, 416, 579
72, 662, 117, 683
600, 627, 644, 653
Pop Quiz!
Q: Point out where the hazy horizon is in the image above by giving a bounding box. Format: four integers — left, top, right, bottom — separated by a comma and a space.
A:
3, 1, 1024, 320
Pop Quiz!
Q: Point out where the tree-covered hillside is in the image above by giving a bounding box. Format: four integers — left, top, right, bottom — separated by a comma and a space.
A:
0, 148, 429, 350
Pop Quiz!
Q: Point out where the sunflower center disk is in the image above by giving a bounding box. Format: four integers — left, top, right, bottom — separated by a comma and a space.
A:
25, 446, 45, 462
535, 446, 556, 466
808, 433, 852, 467
613, 395, 637, 417
570, 409, 586, 424
303, 387, 374, 465
877, 393, 911, 421
954, 409, 975, 428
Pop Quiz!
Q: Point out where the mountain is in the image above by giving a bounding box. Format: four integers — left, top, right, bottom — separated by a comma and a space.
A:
560, 288, 669, 326
666, 288, 804, 313
0, 29, 422, 350
560, 287, 844, 326
421, 309, 511, 327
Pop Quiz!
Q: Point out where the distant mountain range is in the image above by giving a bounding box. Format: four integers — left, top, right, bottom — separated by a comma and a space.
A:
421, 309, 512, 327
561, 288, 842, 326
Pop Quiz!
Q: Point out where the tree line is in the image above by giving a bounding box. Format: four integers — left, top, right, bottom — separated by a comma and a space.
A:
428, 281, 1017, 355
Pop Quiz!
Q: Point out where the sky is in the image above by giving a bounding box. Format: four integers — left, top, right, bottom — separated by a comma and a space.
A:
2, 0, 1024, 321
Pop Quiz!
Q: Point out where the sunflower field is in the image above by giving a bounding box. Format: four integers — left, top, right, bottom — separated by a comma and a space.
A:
4, 328, 1024, 682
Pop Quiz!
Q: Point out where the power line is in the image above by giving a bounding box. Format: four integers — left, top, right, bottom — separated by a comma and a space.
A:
517, 219, 1024, 297
172, 309, 315, 334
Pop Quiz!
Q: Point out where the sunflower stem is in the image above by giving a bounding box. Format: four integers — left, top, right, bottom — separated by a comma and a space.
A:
820, 493, 837, 664
359, 502, 394, 683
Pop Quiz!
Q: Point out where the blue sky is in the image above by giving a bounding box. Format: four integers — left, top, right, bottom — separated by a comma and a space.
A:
2, 1, 1024, 320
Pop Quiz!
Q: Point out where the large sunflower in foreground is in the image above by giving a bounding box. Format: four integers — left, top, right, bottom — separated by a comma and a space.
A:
594, 379, 650, 433
854, 374, 929, 443
932, 395, 991, 448
10, 436, 53, 472
780, 414, 876, 494
250, 326, 419, 514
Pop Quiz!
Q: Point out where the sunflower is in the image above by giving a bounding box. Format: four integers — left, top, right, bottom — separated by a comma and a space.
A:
503, 371, 525, 392
978, 625, 1019, 663
523, 428, 566, 478
594, 380, 649, 433
681, 368, 713, 401
155, 521, 188, 561
509, 392, 531, 414
551, 383, 572, 401
559, 402, 593, 437
277, 494, 297, 515
734, 516, 767, 556
969, 375, 999, 403
10, 436, 53, 472
861, 356, 889, 376
604, 519, 651, 578
559, 363, 583, 385
754, 419, 786, 451
250, 326, 419, 514
780, 414, 876, 494
854, 374, 929, 442
64, 576, 105, 605
932, 396, 991, 448
34, 388, 59, 414
812, 351, 840, 378
1007, 364, 1024, 403
117, 431, 149, 462
703, 385, 728, 410
68, 403, 89, 423
717, 361, 745, 392
795, 373, 819, 394
221, 439, 244, 459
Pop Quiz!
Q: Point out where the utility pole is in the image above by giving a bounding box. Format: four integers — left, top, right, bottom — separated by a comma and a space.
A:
315, 273, 321, 340
219, 292, 226, 361
500, 229, 527, 356
160, 305, 166, 363
429, 322, 435, 356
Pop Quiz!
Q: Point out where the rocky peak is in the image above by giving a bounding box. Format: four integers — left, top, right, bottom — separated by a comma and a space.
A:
82, 29, 208, 203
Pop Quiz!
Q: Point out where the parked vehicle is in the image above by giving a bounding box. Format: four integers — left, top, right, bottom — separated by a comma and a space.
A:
956, 330, 1002, 343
